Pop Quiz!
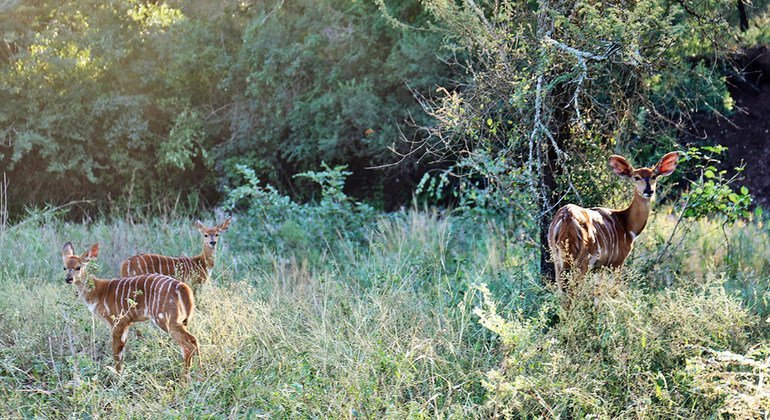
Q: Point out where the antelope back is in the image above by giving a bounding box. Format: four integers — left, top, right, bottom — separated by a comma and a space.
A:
97, 274, 195, 328
120, 254, 204, 282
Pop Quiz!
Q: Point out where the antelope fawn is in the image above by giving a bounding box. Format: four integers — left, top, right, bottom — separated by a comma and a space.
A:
548, 152, 679, 289
62, 242, 199, 375
120, 217, 231, 293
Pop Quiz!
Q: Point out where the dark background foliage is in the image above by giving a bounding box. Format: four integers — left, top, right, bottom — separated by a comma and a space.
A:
1, 0, 769, 219
0, 0, 452, 217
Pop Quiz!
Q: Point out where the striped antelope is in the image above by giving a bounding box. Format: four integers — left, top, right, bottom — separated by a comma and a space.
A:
120, 217, 231, 293
62, 242, 199, 374
547, 152, 679, 289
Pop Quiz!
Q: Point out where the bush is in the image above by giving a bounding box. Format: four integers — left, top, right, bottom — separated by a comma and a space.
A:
0, 0, 450, 215
475, 272, 758, 417
223, 163, 376, 266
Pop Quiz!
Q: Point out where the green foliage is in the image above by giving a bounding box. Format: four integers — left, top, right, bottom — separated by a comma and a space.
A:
414, 0, 743, 215
0, 0, 231, 213
680, 145, 753, 222
294, 162, 354, 205
0, 0, 450, 215
214, 0, 451, 203
223, 163, 375, 265
475, 272, 764, 417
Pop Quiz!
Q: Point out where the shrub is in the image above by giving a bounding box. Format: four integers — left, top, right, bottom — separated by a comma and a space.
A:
223, 163, 375, 266
475, 271, 758, 417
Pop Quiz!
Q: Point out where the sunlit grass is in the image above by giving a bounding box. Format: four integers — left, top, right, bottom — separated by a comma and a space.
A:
0, 207, 768, 417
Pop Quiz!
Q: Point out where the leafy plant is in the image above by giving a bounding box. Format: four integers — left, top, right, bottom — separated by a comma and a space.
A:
223, 163, 375, 265
680, 145, 755, 222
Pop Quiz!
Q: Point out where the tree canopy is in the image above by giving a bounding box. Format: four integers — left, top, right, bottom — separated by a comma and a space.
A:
0, 0, 451, 215
0, 0, 766, 219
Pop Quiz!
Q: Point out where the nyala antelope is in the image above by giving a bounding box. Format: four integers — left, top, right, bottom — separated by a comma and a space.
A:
61, 242, 199, 374
120, 217, 231, 293
548, 152, 679, 289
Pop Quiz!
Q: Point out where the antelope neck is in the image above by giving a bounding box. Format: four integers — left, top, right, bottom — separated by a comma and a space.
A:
74, 275, 105, 302
615, 190, 651, 236
199, 245, 216, 268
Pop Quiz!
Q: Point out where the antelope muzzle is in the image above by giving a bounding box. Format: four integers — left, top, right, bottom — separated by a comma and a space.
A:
643, 179, 654, 198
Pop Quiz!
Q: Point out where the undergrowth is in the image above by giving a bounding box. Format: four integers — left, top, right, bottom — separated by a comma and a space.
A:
0, 202, 768, 417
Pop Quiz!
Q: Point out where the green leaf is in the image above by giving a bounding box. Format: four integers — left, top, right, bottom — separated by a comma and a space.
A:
740, 186, 749, 195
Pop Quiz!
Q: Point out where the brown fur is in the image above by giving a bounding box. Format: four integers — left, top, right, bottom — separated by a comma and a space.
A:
120, 217, 231, 293
547, 152, 679, 289
62, 242, 199, 375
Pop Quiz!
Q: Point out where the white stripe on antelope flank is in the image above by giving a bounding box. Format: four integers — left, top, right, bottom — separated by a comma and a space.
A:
151, 275, 163, 317
123, 278, 132, 315
140, 255, 149, 274
156, 276, 170, 317
115, 278, 125, 315
160, 276, 173, 313
142, 276, 149, 317
161, 278, 174, 312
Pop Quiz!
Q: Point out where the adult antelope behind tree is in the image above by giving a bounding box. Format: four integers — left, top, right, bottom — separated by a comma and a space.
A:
547, 151, 679, 289
120, 217, 231, 293
61, 242, 199, 375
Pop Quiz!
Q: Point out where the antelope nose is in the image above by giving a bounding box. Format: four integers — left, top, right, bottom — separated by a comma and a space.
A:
643, 181, 653, 197
65, 276, 73, 284
210, 241, 217, 246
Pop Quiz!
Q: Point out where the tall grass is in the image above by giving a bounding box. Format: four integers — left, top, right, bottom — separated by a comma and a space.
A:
0, 207, 767, 417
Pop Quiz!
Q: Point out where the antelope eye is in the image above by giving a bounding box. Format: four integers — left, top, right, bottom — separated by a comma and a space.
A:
63, 267, 66, 271
215, 234, 219, 237
204, 234, 209, 237
75, 266, 81, 271
634, 176, 641, 181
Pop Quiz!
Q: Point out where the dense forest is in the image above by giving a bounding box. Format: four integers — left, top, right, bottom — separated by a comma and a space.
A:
2, 0, 770, 417
1, 0, 765, 215
1, 0, 456, 213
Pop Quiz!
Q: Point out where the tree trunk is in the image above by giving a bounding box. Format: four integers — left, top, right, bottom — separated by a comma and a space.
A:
736, 0, 749, 32
539, 82, 571, 283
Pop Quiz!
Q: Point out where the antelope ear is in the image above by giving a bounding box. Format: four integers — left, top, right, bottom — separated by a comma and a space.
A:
195, 220, 206, 233
81, 243, 100, 261
61, 242, 75, 263
608, 155, 634, 179
654, 152, 679, 177
218, 216, 232, 231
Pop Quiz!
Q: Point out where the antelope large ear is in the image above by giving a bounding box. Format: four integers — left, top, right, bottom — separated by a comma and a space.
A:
195, 220, 206, 233
61, 242, 75, 263
81, 243, 100, 261
608, 155, 634, 179
218, 216, 231, 231
653, 152, 679, 177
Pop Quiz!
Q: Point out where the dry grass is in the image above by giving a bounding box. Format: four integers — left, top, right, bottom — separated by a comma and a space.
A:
0, 208, 767, 417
